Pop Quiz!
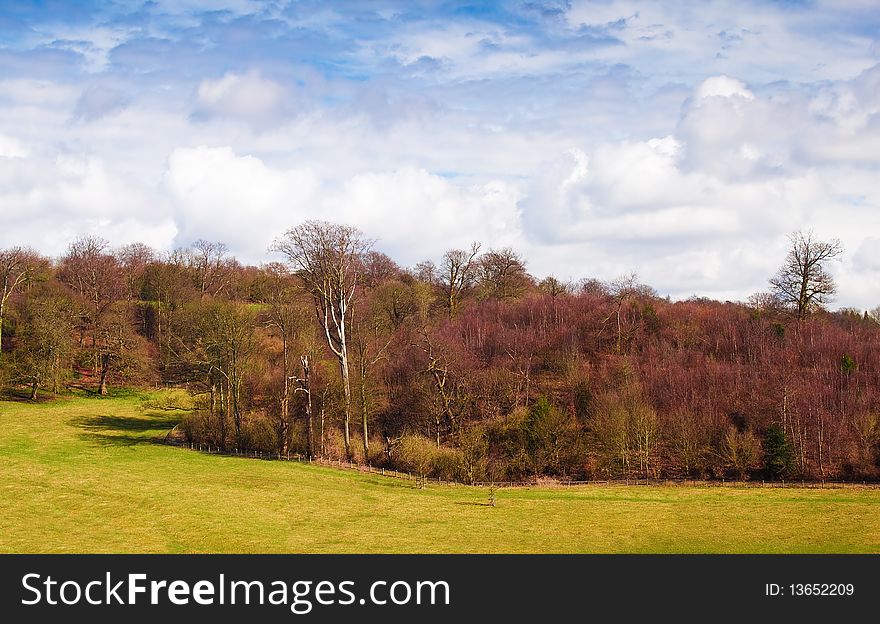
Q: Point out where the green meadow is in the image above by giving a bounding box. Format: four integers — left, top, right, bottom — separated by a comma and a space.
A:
1, 392, 878, 553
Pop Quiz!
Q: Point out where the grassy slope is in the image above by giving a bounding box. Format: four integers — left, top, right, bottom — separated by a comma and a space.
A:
1, 393, 879, 553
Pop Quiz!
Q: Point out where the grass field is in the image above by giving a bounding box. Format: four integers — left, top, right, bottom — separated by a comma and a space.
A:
1, 392, 879, 553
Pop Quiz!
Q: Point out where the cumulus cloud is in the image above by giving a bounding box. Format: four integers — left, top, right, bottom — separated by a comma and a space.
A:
518, 66, 880, 304
329, 167, 523, 264
694, 75, 754, 100
1, 1, 879, 310
0, 149, 177, 256
162, 146, 317, 260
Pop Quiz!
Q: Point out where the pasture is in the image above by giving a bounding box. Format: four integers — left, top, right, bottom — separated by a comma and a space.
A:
1, 392, 878, 553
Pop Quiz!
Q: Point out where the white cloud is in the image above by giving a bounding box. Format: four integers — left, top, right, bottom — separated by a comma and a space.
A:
695, 75, 754, 100
2, 2, 880, 311
162, 146, 317, 260
330, 167, 523, 264
0, 134, 28, 158
0, 149, 176, 256
195, 71, 290, 124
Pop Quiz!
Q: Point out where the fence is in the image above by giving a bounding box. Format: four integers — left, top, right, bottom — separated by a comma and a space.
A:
473, 479, 880, 489
165, 440, 880, 490
170, 440, 462, 487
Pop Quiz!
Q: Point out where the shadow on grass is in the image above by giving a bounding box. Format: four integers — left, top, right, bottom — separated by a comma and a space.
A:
0, 388, 57, 403
74, 413, 181, 447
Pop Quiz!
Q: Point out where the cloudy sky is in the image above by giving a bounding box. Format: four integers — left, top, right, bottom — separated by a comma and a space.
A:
1, 1, 879, 307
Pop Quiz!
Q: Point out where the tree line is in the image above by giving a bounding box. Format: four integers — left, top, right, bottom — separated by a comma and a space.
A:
2, 224, 879, 482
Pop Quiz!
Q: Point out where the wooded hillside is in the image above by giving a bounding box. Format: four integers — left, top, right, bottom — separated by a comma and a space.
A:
2, 225, 878, 482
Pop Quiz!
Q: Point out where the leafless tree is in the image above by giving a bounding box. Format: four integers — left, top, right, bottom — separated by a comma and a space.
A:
115, 242, 155, 301
439, 242, 481, 317
264, 265, 310, 456
295, 354, 315, 458
769, 230, 843, 320
419, 328, 461, 446
57, 236, 124, 371
353, 314, 393, 460
0, 247, 44, 357
605, 273, 654, 354
477, 247, 531, 300
15, 285, 75, 398
189, 240, 232, 298
271, 220, 373, 460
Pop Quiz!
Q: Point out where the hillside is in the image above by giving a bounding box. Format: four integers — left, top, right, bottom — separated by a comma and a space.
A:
1, 392, 879, 554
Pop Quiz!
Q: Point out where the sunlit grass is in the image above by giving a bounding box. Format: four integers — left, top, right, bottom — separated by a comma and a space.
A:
1, 392, 878, 553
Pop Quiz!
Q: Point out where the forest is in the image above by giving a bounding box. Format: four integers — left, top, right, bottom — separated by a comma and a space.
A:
2, 222, 879, 483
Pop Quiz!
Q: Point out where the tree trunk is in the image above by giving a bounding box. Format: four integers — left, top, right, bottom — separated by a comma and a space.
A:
209, 380, 216, 420
52, 353, 60, 395
360, 364, 369, 461
320, 403, 325, 457
340, 348, 353, 460
281, 335, 290, 456
299, 355, 314, 459
98, 354, 110, 395
305, 393, 313, 459
0, 298, 5, 357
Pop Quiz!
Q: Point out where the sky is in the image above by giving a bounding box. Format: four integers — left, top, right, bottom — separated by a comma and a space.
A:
0, 1, 879, 308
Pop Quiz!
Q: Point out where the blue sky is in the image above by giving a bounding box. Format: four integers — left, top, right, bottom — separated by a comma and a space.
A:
1, 1, 879, 307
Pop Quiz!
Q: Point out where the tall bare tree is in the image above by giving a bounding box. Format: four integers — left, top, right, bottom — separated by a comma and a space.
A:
419, 328, 462, 446
271, 220, 372, 460
353, 305, 393, 460
264, 264, 311, 456
769, 230, 843, 320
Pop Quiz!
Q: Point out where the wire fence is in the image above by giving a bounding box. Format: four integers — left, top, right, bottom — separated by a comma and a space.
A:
164, 439, 880, 490
168, 440, 457, 486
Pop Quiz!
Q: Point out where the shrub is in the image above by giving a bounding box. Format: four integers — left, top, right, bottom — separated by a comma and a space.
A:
239, 413, 278, 453
722, 426, 762, 479
142, 388, 195, 411
395, 435, 464, 481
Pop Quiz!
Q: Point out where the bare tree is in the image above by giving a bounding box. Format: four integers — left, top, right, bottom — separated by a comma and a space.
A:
295, 354, 314, 458
94, 302, 150, 396
0, 247, 44, 357
605, 273, 654, 354
189, 240, 231, 299
15, 285, 75, 398
477, 247, 531, 300
263, 265, 310, 456
419, 328, 461, 446
353, 313, 393, 460
271, 220, 373, 460
439, 242, 481, 318
57, 236, 124, 373
769, 230, 843, 320
115, 242, 155, 302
